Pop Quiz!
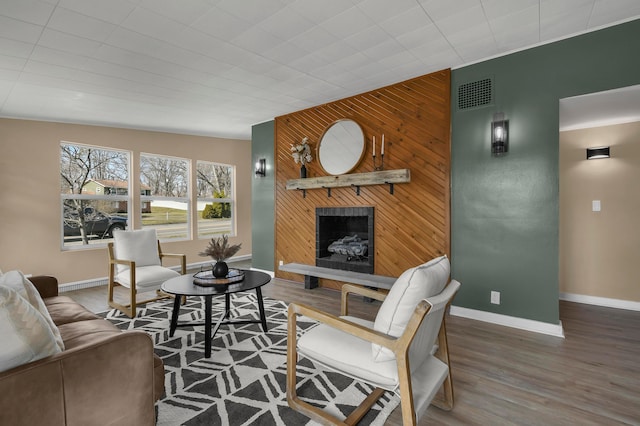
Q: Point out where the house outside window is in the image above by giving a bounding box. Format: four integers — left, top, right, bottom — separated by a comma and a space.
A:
196, 161, 235, 239
60, 142, 129, 249
140, 153, 190, 241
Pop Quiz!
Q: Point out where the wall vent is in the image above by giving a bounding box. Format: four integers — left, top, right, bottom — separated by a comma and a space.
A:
458, 78, 492, 110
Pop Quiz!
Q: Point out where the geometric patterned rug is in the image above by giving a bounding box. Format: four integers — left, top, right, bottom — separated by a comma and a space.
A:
101, 293, 399, 425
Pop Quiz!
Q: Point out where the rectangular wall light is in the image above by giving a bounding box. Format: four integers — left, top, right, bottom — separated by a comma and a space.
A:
586, 146, 610, 160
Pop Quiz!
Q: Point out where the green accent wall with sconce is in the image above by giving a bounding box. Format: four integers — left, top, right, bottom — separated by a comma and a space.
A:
450, 19, 640, 324
251, 120, 275, 271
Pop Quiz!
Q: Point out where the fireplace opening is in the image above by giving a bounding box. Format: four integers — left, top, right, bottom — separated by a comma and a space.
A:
316, 207, 374, 274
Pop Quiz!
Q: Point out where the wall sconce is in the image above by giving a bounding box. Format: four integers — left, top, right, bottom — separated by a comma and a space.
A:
491, 112, 509, 156
255, 158, 266, 177
586, 146, 610, 160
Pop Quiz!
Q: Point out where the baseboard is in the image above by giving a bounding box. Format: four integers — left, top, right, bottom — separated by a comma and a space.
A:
560, 292, 640, 311
449, 305, 565, 338
59, 254, 254, 293
59, 277, 109, 292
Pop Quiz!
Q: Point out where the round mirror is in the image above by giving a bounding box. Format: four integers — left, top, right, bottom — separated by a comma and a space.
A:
318, 119, 366, 175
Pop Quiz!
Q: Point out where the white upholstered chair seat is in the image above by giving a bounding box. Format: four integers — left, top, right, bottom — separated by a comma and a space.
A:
298, 316, 398, 389
115, 265, 180, 290
298, 316, 450, 404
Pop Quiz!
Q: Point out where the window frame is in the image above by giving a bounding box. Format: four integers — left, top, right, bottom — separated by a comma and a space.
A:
140, 152, 191, 242
60, 142, 130, 251
196, 160, 236, 239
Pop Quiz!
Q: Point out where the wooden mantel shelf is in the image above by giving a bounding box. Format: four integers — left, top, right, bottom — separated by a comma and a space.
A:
285, 169, 410, 195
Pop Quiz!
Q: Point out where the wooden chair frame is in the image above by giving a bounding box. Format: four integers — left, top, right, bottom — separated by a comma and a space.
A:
287, 283, 456, 426
108, 241, 186, 318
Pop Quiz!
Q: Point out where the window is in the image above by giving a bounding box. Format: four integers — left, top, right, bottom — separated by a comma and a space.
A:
140, 153, 190, 240
60, 142, 129, 249
196, 161, 234, 238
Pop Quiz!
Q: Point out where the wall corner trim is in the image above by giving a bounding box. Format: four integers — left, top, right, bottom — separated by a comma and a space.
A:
560, 293, 640, 312
449, 306, 565, 338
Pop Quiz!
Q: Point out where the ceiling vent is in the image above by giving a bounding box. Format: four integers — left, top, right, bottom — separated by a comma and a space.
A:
458, 78, 493, 110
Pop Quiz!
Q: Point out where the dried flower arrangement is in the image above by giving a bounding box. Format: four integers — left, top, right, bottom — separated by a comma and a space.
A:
199, 235, 242, 262
290, 137, 313, 165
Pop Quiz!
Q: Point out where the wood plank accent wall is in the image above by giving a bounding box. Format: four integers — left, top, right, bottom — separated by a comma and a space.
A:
274, 69, 451, 290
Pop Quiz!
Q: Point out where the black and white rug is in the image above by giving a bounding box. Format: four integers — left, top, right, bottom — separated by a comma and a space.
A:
101, 293, 399, 425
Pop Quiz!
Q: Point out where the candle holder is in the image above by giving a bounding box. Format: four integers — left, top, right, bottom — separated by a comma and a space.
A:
372, 134, 385, 171
372, 153, 384, 171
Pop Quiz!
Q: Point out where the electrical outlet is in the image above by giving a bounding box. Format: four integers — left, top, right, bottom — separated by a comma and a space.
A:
491, 291, 501, 305
279, 260, 283, 266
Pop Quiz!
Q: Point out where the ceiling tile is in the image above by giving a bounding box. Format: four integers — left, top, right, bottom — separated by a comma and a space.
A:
30, 45, 89, 69
257, 7, 314, 40
590, 0, 640, 27
0, 54, 27, 71
355, 0, 420, 22
138, 0, 213, 25
191, 7, 253, 41
290, 25, 340, 52
319, 6, 373, 39
344, 25, 391, 51
38, 28, 102, 56
230, 26, 285, 54
378, 6, 433, 38
289, 0, 354, 24
0, 0, 54, 25
0, 37, 35, 58
216, 0, 286, 24
263, 41, 311, 65
0, 15, 44, 44
417, 0, 480, 21
57, 0, 135, 24
48, 7, 116, 42
120, 7, 186, 44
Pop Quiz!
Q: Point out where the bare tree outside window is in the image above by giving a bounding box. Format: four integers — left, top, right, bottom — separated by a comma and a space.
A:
140, 155, 188, 197
140, 154, 190, 240
197, 161, 234, 238
60, 143, 129, 246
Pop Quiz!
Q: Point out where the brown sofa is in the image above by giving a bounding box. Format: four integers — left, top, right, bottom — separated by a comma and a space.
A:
0, 276, 164, 426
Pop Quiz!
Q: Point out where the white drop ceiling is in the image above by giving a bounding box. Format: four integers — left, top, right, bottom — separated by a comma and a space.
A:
1, 0, 639, 139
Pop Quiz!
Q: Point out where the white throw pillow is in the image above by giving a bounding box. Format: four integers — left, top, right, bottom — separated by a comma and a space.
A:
0, 286, 62, 373
0, 270, 65, 351
113, 229, 161, 275
372, 255, 450, 362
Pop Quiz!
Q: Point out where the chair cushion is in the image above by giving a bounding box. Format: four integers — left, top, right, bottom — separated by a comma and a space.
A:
115, 265, 180, 289
0, 270, 65, 351
113, 229, 161, 275
0, 286, 62, 373
372, 256, 449, 362
297, 316, 400, 390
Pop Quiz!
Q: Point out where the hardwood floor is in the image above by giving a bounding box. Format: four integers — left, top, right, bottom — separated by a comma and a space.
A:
65, 268, 640, 425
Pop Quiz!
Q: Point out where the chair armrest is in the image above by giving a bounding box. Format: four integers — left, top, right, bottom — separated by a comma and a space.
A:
28, 275, 59, 298
290, 298, 433, 357
340, 283, 387, 316
288, 302, 397, 350
160, 252, 187, 274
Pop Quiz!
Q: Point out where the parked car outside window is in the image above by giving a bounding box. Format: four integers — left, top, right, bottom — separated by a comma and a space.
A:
63, 207, 127, 239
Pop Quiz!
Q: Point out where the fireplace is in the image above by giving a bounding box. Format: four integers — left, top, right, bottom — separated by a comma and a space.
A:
316, 207, 374, 274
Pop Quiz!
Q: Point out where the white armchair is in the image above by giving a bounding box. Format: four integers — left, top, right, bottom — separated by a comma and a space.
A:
287, 256, 460, 425
107, 228, 186, 317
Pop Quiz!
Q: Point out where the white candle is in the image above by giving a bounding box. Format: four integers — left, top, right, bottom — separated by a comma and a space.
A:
372, 136, 376, 157
381, 134, 385, 155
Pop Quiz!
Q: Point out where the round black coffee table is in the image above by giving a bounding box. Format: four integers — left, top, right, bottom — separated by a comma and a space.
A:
161, 270, 272, 358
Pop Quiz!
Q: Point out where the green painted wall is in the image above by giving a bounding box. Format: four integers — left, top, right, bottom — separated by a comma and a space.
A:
251, 120, 275, 271
451, 20, 640, 324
